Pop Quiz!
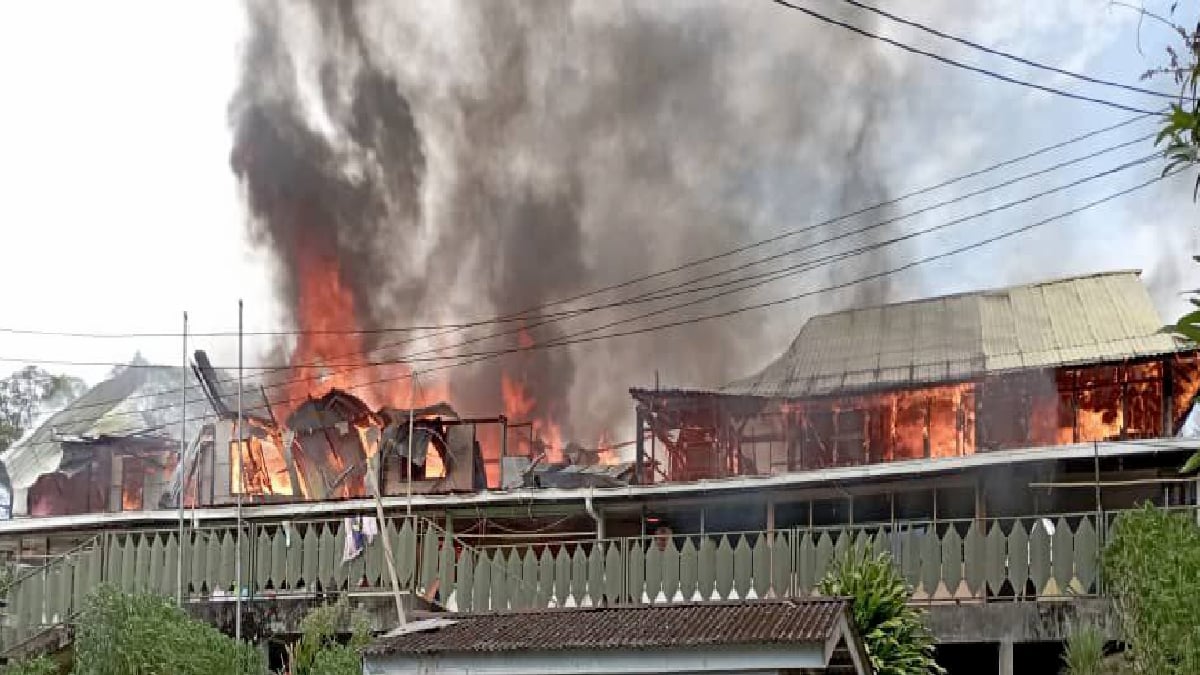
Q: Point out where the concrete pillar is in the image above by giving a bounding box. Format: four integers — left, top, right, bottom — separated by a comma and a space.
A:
998, 640, 1014, 675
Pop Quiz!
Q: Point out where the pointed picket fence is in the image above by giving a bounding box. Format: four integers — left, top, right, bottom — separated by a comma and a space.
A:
0, 511, 1119, 654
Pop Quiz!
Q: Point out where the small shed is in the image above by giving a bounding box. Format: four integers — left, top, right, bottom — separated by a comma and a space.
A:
363, 599, 869, 675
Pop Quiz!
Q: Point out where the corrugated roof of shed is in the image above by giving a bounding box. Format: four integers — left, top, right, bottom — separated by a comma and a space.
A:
366, 599, 849, 656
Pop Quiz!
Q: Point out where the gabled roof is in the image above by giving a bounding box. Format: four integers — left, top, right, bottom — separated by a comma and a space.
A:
1, 360, 240, 491
366, 599, 855, 655
722, 270, 1186, 399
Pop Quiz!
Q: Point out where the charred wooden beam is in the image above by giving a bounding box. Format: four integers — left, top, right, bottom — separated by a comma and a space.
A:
192, 351, 230, 418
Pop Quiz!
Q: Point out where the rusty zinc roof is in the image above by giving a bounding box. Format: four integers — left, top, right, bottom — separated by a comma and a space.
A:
722, 270, 1185, 399
366, 599, 851, 655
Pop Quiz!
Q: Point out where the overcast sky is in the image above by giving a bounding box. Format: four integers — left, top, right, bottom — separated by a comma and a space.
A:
1, 1, 1198, 392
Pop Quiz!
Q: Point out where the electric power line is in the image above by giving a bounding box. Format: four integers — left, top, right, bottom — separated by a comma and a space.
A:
768, 0, 1160, 115
350, 136, 1157, 370
0, 144, 1162, 431
0, 115, 1157, 343
374, 154, 1159, 368
417, 165, 1184, 375
838, 0, 1187, 101
5, 157, 1177, 452
0, 137, 1155, 385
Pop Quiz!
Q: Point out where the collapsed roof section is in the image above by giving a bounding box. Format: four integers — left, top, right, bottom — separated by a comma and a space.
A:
191, 350, 272, 424
176, 354, 488, 506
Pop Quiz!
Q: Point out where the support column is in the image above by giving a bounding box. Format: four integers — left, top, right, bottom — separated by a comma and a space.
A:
634, 407, 646, 486
1162, 356, 1174, 436
998, 640, 1014, 675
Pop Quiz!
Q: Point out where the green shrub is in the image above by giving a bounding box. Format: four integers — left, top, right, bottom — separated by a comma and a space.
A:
1102, 505, 1200, 675
1061, 625, 1105, 675
71, 585, 264, 675
0, 656, 58, 675
818, 549, 944, 675
287, 600, 371, 675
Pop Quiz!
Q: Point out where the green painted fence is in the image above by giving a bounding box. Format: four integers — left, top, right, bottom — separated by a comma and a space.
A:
0, 511, 1127, 652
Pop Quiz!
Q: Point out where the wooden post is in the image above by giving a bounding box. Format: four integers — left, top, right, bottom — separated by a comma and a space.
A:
368, 455, 407, 627
1162, 356, 1174, 436
923, 396, 932, 458
634, 407, 646, 486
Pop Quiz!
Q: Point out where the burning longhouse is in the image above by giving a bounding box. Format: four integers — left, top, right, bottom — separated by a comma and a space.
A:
1, 269, 1199, 673
632, 270, 1200, 487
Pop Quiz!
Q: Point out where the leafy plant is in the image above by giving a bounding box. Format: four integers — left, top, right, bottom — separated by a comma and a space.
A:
818, 549, 944, 675
286, 600, 371, 675
0, 656, 59, 675
1061, 625, 1106, 675
1140, 9, 1200, 475
72, 585, 264, 675
1135, 4, 1200, 194
1162, 283, 1200, 474
1101, 505, 1200, 675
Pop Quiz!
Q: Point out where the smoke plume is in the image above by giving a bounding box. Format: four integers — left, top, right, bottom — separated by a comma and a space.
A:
229, 0, 920, 444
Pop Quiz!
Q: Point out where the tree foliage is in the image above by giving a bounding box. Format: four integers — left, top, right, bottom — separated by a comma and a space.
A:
1101, 505, 1200, 675
818, 549, 944, 675
1136, 4, 1200, 190
0, 366, 86, 453
1145, 10, 1200, 473
72, 585, 264, 675
1, 589, 373, 675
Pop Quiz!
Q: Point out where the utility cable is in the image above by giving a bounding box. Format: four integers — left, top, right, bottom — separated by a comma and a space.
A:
838, 0, 1186, 101
6, 158, 1176, 453
768, 0, 1160, 115
0, 115, 1156, 342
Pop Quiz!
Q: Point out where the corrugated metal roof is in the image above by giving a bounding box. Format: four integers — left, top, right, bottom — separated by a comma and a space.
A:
0, 362, 236, 491
723, 270, 1184, 398
366, 599, 849, 655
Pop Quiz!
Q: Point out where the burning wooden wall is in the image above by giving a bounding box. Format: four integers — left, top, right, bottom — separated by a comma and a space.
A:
633, 353, 1200, 484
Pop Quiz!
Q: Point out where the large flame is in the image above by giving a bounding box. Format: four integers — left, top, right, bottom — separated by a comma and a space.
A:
281, 251, 454, 417
264, 254, 574, 494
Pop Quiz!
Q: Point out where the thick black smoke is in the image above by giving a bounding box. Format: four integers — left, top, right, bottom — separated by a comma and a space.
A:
229, 0, 918, 443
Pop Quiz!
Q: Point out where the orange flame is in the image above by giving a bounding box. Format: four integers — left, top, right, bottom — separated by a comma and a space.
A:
595, 430, 620, 465
502, 372, 563, 463
282, 252, 451, 419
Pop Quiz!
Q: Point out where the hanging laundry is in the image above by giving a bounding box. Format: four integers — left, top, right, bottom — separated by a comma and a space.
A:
361, 516, 379, 543
342, 516, 365, 563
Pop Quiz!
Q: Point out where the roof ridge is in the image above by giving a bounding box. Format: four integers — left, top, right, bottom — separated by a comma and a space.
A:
718, 269, 1176, 399
800, 268, 1144, 324
435, 596, 846, 619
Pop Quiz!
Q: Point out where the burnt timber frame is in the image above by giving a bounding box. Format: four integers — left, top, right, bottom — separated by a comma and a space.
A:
630, 353, 1200, 485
